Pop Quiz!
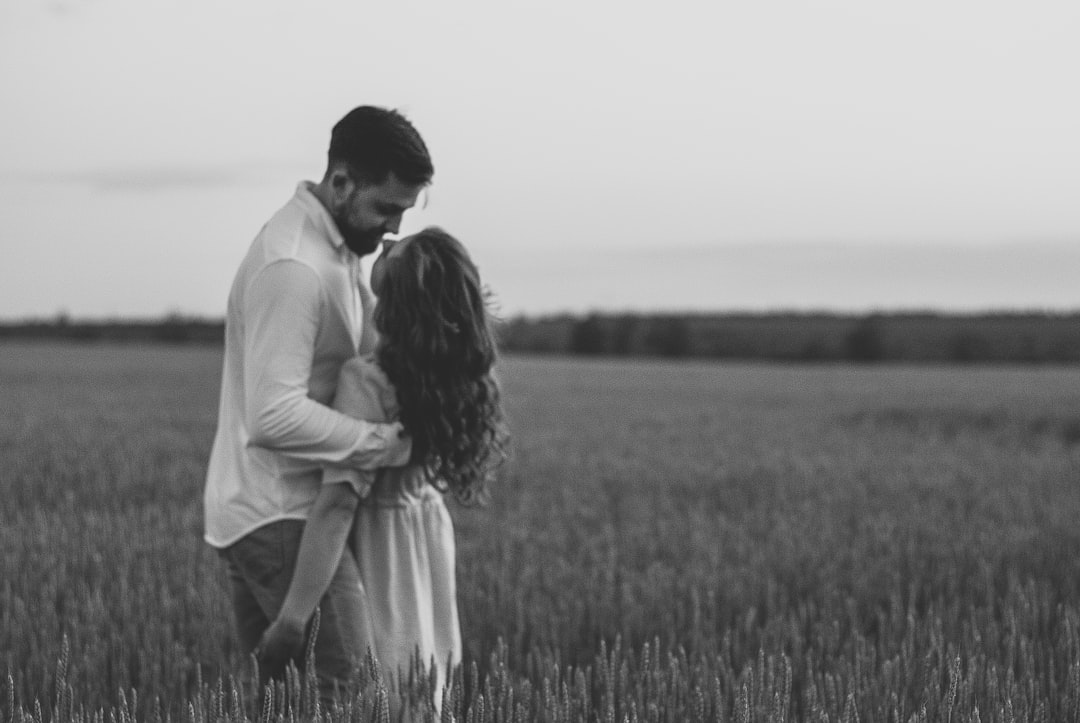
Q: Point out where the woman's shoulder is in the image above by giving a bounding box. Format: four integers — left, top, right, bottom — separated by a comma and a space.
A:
337, 355, 398, 415
340, 354, 383, 381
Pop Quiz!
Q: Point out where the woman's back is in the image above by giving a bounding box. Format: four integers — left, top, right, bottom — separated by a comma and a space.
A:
367, 456, 440, 507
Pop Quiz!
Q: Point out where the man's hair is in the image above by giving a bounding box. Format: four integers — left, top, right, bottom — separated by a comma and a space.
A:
328, 106, 434, 186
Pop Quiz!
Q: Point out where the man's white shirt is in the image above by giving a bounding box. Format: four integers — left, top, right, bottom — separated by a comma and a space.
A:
203, 181, 409, 548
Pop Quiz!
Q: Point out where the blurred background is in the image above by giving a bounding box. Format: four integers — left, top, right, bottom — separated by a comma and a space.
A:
1, 0, 1078, 322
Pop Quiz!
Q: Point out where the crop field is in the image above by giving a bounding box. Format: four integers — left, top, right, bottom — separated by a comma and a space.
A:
2, 341, 1080, 721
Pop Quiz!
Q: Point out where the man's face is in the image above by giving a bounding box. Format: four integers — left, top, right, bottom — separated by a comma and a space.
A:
333, 172, 424, 256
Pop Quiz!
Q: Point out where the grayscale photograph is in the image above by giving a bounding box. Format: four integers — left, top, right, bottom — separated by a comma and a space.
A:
1, 2, 1078, 721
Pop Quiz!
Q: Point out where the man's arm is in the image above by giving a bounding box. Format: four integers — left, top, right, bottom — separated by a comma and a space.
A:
242, 260, 410, 469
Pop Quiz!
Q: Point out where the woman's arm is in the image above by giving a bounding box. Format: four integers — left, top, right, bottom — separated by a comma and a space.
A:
257, 357, 387, 675
280, 481, 359, 624
256, 481, 360, 674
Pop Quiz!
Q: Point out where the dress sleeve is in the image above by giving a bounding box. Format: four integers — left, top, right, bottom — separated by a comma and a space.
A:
321, 358, 391, 497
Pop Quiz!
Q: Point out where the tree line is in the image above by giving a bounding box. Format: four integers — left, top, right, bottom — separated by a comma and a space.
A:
2, 311, 1079, 363
0, 314, 224, 344
498, 311, 1080, 363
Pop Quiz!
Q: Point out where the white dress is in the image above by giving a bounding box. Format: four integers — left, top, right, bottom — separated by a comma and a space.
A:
323, 356, 462, 697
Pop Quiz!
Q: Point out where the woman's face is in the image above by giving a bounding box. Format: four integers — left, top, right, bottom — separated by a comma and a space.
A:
370, 235, 413, 296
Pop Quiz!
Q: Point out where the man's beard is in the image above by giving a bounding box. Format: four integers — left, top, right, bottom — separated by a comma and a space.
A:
340, 225, 384, 257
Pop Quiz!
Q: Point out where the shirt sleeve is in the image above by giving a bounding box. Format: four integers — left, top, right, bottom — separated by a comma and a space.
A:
321, 358, 391, 497
242, 259, 408, 467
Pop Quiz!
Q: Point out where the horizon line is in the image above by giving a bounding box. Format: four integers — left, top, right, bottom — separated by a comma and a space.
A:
4, 306, 1080, 325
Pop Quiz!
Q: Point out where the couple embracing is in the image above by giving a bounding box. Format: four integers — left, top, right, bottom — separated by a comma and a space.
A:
202, 106, 508, 705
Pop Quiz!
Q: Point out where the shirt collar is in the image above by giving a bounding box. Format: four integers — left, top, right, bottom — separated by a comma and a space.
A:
294, 181, 349, 256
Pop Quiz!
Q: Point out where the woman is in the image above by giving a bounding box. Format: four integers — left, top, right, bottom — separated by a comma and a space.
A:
257, 227, 508, 706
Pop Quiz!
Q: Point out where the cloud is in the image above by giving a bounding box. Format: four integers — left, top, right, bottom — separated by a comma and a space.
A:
482, 241, 1080, 315
11, 161, 303, 193
72, 167, 240, 192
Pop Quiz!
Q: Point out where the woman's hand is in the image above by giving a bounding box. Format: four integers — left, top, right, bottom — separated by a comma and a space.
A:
256, 617, 306, 683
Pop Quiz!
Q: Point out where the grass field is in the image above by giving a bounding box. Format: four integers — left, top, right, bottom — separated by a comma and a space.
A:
2, 342, 1079, 721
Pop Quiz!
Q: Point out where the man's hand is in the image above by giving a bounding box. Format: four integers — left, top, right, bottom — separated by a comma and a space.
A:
344, 422, 412, 469
256, 617, 306, 683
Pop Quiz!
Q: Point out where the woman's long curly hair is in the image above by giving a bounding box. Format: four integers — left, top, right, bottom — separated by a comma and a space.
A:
373, 227, 508, 504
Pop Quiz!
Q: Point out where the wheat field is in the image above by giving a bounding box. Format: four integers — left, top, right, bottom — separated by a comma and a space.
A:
2, 342, 1079, 722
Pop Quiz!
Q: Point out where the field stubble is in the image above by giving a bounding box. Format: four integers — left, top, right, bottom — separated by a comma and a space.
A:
2, 343, 1079, 721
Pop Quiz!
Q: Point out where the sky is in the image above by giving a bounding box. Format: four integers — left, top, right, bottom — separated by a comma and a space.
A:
1, 0, 1078, 319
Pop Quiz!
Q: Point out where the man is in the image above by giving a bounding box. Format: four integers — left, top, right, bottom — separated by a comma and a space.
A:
203, 106, 433, 697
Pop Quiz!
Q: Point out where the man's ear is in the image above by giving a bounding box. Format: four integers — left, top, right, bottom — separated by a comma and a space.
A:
329, 167, 355, 201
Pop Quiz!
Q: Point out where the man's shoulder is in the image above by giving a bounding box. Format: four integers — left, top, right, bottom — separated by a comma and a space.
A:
260, 199, 333, 260
238, 185, 330, 270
